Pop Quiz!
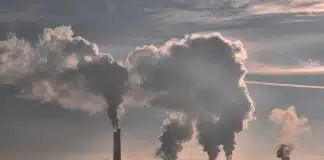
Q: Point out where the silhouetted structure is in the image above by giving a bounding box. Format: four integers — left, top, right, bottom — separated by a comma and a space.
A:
113, 128, 121, 160
277, 144, 293, 160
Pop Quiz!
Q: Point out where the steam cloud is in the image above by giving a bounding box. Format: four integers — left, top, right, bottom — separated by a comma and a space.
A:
127, 33, 255, 160
269, 106, 310, 160
0, 26, 128, 129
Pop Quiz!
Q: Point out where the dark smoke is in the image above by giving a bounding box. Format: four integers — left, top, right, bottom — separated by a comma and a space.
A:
0, 26, 129, 128
127, 33, 255, 159
195, 121, 221, 160
156, 112, 193, 160
77, 56, 129, 129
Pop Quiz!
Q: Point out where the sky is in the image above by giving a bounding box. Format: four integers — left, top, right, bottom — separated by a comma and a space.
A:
1, 0, 324, 160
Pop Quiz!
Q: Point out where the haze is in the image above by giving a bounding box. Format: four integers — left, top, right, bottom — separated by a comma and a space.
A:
1, 0, 324, 160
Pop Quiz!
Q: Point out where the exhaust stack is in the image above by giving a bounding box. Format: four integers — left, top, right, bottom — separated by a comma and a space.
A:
277, 144, 293, 160
113, 128, 121, 160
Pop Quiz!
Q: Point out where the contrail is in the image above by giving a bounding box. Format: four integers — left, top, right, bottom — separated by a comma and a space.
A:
248, 66, 324, 75
246, 81, 324, 89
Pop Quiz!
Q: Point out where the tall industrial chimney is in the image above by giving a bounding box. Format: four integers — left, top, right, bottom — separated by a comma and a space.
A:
113, 128, 121, 160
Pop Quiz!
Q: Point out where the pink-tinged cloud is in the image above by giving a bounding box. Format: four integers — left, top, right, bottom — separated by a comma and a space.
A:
269, 106, 310, 145
250, 0, 324, 15
248, 66, 324, 75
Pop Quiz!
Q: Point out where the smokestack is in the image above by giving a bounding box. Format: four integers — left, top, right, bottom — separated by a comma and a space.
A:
276, 144, 293, 160
113, 128, 121, 160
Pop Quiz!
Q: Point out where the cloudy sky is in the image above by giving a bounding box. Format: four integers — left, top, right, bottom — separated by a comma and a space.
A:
1, 0, 324, 160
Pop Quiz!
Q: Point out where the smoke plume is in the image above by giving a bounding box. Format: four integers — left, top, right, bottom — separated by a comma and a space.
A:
156, 112, 193, 160
127, 32, 255, 160
0, 26, 128, 128
76, 55, 129, 129
269, 106, 310, 160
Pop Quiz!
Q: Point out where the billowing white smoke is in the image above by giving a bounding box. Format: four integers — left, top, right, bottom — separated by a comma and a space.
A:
127, 32, 255, 160
0, 26, 129, 122
0, 26, 105, 113
269, 106, 310, 159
